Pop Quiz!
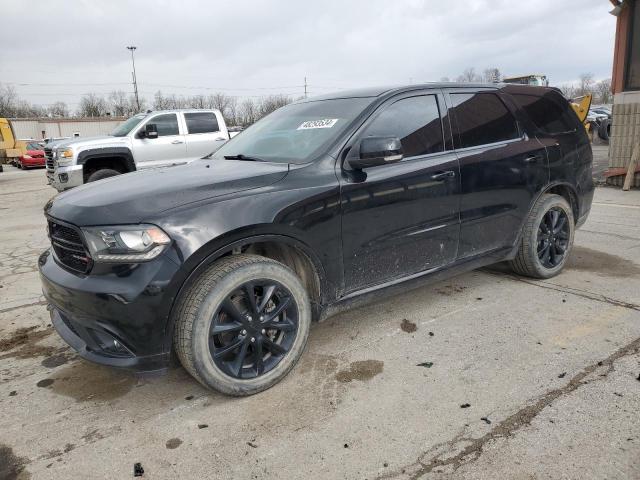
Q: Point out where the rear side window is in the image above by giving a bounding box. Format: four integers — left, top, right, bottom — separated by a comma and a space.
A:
185, 112, 219, 134
510, 91, 577, 134
450, 93, 519, 148
362, 95, 444, 157
150, 114, 179, 136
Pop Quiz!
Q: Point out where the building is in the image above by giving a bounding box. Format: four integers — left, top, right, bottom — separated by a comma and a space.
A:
609, 0, 640, 187
8, 116, 125, 141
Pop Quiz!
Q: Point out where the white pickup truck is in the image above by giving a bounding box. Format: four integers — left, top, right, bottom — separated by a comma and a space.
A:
45, 109, 238, 191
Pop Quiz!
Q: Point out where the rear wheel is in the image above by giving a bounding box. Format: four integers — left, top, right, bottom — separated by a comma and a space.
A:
509, 194, 574, 279
87, 168, 120, 183
173, 254, 311, 396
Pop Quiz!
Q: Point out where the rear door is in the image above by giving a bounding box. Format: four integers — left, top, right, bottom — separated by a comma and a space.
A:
184, 111, 228, 159
339, 91, 460, 292
131, 113, 187, 168
445, 89, 549, 258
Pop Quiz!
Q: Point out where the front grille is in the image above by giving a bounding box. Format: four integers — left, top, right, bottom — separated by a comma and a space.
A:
48, 219, 92, 274
45, 147, 54, 171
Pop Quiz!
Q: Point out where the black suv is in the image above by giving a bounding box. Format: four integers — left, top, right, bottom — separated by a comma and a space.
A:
39, 84, 593, 395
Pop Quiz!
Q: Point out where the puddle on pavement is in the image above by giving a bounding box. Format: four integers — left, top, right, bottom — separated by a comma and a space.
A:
567, 246, 640, 278
0, 444, 30, 480
401, 319, 417, 333
336, 360, 384, 383
42, 362, 136, 402
435, 284, 467, 296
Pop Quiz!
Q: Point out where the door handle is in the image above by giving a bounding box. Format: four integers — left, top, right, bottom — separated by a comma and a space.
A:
430, 170, 456, 181
171, 140, 184, 145
523, 155, 543, 164
214, 137, 226, 141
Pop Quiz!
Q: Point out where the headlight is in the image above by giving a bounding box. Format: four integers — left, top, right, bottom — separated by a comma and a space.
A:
56, 148, 74, 166
81, 225, 171, 262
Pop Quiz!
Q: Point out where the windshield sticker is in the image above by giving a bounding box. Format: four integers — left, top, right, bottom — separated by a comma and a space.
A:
297, 118, 339, 130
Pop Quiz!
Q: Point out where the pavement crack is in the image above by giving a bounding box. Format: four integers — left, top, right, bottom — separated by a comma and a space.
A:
485, 271, 640, 312
376, 336, 640, 479
0, 299, 48, 314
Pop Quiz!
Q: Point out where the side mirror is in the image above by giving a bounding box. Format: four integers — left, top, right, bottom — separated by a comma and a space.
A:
349, 136, 403, 169
144, 124, 158, 139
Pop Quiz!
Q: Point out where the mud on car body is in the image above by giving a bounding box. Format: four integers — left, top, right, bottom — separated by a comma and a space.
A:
39, 83, 593, 395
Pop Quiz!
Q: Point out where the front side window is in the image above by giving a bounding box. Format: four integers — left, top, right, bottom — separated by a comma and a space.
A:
361, 95, 444, 157
185, 112, 219, 134
150, 114, 179, 136
510, 91, 576, 134
450, 93, 519, 148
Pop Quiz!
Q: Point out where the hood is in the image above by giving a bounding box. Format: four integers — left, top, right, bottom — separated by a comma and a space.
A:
46, 159, 289, 225
55, 136, 129, 150
26, 150, 44, 155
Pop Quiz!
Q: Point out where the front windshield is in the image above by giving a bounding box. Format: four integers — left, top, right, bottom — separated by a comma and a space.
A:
111, 113, 147, 137
27, 142, 42, 150
212, 97, 373, 164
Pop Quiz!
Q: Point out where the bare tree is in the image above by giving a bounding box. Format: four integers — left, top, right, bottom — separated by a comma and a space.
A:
47, 102, 69, 117
483, 67, 502, 83
108, 90, 130, 116
78, 93, 108, 117
576, 73, 594, 97
594, 78, 612, 104
0, 83, 19, 117
258, 94, 293, 117
238, 98, 258, 126
457, 67, 480, 83
558, 84, 577, 99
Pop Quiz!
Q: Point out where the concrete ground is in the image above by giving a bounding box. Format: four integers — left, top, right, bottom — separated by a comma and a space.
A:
1, 163, 639, 480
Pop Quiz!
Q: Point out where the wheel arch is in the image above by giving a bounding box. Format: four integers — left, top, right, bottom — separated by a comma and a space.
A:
163, 230, 328, 353
78, 148, 136, 180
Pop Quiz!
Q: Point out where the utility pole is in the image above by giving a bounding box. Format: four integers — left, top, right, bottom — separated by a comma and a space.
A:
304, 77, 307, 98
126, 46, 140, 110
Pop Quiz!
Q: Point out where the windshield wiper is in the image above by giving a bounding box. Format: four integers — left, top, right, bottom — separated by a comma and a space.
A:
223, 154, 266, 162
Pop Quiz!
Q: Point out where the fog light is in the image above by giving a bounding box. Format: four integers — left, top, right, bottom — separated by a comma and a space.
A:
58, 173, 68, 183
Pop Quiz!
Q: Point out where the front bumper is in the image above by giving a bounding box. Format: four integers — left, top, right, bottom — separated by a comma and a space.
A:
39, 248, 180, 373
47, 164, 84, 191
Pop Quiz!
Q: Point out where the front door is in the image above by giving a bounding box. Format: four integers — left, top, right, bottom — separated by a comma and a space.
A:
340, 93, 460, 292
446, 89, 549, 258
132, 113, 187, 168
184, 111, 228, 159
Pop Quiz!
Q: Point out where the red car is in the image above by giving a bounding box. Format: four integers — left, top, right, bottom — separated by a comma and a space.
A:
18, 142, 46, 169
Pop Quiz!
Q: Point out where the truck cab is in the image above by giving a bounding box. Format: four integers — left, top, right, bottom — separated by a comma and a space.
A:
46, 109, 231, 191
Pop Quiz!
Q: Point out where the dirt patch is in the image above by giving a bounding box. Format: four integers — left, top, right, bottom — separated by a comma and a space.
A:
165, 438, 183, 449
566, 246, 640, 278
435, 284, 467, 296
336, 360, 384, 383
0, 326, 65, 361
0, 444, 30, 480
45, 362, 135, 402
400, 319, 417, 333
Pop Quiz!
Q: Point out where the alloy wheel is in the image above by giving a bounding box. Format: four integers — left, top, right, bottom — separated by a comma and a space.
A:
208, 279, 299, 379
537, 207, 570, 268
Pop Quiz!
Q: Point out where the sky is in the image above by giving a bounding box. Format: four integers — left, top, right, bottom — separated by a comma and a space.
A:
0, 0, 616, 110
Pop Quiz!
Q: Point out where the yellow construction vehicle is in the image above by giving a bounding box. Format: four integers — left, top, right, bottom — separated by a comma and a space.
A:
0, 118, 24, 164
570, 93, 592, 127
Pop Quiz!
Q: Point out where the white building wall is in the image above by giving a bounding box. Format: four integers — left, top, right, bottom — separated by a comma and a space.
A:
8, 118, 125, 140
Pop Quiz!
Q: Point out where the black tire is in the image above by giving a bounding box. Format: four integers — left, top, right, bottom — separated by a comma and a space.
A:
87, 168, 120, 183
509, 194, 574, 279
598, 118, 610, 141
173, 254, 311, 396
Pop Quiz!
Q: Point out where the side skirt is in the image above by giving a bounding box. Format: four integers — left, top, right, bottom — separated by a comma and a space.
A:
317, 246, 511, 322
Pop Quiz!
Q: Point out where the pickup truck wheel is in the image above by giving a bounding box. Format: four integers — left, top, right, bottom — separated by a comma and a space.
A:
509, 194, 574, 279
87, 168, 120, 183
173, 254, 311, 396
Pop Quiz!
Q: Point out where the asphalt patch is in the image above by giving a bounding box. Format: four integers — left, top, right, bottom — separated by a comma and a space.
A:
36, 378, 55, 388
336, 360, 384, 383
0, 444, 29, 480
165, 438, 183, 449
400, 319, 417, 333
566, 246, 640, 278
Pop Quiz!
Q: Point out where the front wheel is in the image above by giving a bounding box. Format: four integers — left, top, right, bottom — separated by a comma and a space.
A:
87, 168, 120, 183
173, 254, 311, 396
509, 194, 575, 279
